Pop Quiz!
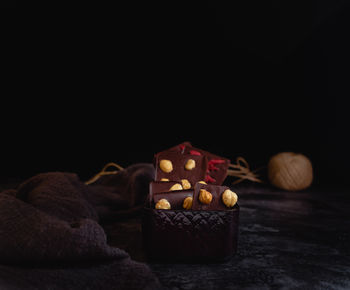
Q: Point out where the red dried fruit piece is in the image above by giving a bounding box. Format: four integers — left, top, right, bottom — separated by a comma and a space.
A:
205, 174, 216, 183
208, 159, 226, 171
208, 163, 219, 171
189, 150, 201, 156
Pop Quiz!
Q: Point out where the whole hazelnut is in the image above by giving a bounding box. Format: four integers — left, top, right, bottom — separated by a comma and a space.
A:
183, 196, 193, 210
199, 189, 213, 204
155, 199, 171, 210
185, 159, 196, 170
159, 160, 173, 173
222, 189, 238, 207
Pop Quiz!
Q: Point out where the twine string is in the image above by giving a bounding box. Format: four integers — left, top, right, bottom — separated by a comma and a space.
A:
85, 157, 262, 185
227, 157, 263, 185
85, 162, 124, 185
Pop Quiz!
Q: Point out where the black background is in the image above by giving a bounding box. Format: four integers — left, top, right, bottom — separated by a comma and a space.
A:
3, 0, 350, 188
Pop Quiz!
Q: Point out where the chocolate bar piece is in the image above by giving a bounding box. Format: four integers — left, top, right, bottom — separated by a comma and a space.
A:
182, 144, 230, 185
156, 142, 230, 185
192, 182, 232, 211
154, 151, 208, 188
153, 190, 194, 210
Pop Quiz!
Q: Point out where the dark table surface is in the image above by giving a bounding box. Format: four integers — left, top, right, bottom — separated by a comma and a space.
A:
1, 181, 349, 289
105, 184, 350, 290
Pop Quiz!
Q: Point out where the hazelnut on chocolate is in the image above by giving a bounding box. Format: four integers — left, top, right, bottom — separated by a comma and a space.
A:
155, 198, 171, 209
181, 179, 191, 190
169, 183, 183, 191
154, 190, 193, 210
185, 159, 196, 170
183, 196, 193, 210
222, 189, 238, 207
155, 151, 208, 186
199, 189, 213, 204
159, 160, 173, 173
192, 183, 235, 210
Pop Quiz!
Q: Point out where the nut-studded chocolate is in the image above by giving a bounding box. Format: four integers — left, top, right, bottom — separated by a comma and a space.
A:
153, 190, 194, 210
154, 151, 208, 187
175, 142, 231, 185
192, 182, 237, 210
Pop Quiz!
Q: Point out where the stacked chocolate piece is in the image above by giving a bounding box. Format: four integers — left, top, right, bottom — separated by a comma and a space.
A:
149, 142, 238, 210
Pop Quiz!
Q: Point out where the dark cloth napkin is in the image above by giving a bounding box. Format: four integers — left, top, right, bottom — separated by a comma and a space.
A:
0, 163, 161, 290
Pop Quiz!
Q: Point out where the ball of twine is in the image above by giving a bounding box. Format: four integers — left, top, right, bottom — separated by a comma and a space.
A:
268, 152, 313, 191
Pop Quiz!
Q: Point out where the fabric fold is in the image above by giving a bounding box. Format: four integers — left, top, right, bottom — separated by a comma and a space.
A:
0, 163, 161, 290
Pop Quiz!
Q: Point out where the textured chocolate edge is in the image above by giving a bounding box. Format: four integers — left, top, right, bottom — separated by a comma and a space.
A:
141, 205, 239, 262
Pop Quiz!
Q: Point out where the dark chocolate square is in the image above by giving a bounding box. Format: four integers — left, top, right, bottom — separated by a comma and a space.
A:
183, 144, 231, 185
156, 142, 230, 185
192, 182, 231, 211
154, 151, 208, 187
